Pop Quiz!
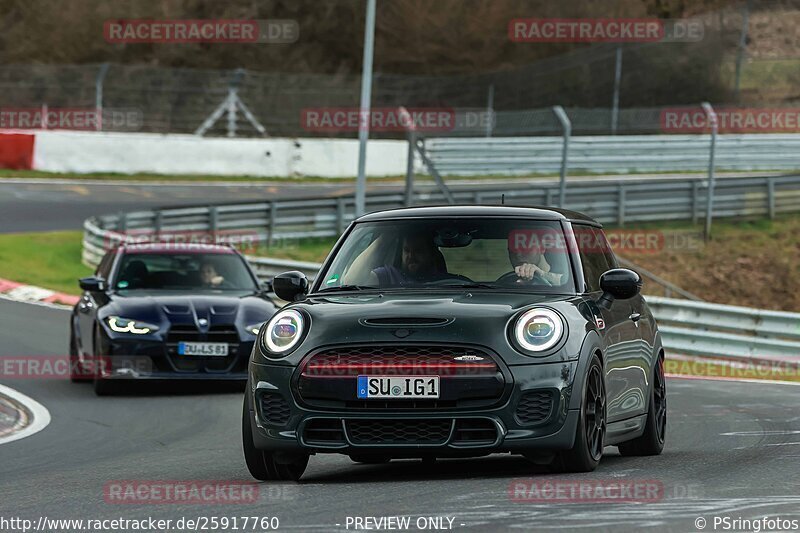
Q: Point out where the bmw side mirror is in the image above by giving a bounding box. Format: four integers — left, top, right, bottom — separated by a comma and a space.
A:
272, 271, 309, 302
598, 268, 641, 308
79, 276, 106, 292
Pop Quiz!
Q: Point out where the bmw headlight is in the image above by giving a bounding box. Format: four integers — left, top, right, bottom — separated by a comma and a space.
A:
261, 309, 305, 357
106, 316, 159, 335
512, 308, 564, 354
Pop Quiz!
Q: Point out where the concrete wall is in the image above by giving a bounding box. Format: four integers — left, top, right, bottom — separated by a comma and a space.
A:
13, 130, 410, 178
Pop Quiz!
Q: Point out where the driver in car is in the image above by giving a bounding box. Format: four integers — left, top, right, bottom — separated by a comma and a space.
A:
508, 232, 563, 285
199, 260, 227, 288
372, 233, 442, 286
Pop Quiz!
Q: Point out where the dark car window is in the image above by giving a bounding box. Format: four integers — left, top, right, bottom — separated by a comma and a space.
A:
318, 218, 576, 293
574, 225, 613, 292
113, 252, 258, 291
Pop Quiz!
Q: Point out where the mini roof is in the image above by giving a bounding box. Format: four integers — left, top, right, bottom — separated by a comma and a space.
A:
355, 204, 601, 225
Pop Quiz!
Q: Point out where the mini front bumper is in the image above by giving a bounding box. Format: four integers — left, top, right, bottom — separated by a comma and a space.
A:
247, 359, 580, 455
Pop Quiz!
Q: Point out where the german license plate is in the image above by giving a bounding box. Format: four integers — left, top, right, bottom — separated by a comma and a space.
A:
178, 342, 229, 357
357, 376, 439, 399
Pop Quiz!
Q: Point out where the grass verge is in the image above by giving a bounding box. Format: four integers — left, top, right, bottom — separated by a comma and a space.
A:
0, 231, 93, 295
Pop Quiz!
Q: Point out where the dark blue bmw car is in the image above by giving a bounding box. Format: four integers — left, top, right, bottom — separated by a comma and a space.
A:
70, 243, 278, 395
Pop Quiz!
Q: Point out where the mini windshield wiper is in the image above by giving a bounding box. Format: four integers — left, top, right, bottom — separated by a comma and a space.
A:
316, 284, 378, 293
430, 282, 497, 289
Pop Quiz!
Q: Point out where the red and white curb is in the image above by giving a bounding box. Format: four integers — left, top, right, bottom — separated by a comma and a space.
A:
0, 384, 51, 445
0, 278, 78, 308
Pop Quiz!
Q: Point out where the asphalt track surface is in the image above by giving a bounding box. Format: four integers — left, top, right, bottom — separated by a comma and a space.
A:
2, 298, 800, 532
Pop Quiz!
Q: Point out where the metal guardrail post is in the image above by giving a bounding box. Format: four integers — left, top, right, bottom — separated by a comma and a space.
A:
552, 106, 571, 208
768, 178, 776, 219
692, 180, 700, 225
617, 184, 626, 227
701, 102, 718, 242
208, 205, 218, 241
117, 211, 127, 233
154, 211, 162, 238
414, 137, 455, 204
268, 201, 277, 247
336, 197, 346, 234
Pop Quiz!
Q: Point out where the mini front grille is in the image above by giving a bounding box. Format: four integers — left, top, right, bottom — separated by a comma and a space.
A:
258, 392, 291, 426
303, 345, 498, 377
304, 419, 345, 446
515, 391, 554, 425
452, 419, 498, 445
346, 419, 452, 445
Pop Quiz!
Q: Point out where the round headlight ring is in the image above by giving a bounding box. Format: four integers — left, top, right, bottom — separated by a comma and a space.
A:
262, 309, 305, 356
514, 308, 564, 354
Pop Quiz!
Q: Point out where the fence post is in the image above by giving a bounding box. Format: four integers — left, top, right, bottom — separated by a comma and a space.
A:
617, 184, 626, 227
768, 178, 776, 219
404, 129, 416, 206
485, 83, 495, 137
611, 44, 623, 135
701, 102, 718, 242
94, 63, 110, 131
552, 106, 571, 208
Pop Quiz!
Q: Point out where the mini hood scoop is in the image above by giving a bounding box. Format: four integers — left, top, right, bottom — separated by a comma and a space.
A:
360, 317, 454, 328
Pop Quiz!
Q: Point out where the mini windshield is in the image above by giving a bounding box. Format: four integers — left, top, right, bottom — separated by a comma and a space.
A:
114, 253, 258, 291
317, 218, 576, 293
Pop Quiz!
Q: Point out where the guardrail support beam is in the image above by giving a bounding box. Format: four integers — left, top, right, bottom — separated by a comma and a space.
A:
768, 178, 776, 219
552, 106, 571, 208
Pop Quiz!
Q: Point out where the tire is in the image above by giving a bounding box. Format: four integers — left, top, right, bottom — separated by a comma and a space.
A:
349, 454, 391, 465
551, 354, 606, 473
618, 355, 666, 456
92, 329, 116, 396
242, 396, 308, 481
69, 330, 90, 383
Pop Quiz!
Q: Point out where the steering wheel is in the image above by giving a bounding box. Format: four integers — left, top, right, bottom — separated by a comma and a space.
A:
495, 271, 554, 287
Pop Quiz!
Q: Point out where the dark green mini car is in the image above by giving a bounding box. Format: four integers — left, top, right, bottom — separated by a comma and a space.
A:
243, 205, 666, 480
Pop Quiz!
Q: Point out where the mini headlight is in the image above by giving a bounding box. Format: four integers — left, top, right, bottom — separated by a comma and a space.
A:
513, 308, 564, 354
261, 310, 304, 356
107, 316, 159, 335
246, 322, 264, 336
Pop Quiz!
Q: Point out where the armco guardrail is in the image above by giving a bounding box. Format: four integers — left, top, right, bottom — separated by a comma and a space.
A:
648, 296, 800, 362
84, 174, 800, 265
421, 134, 800, 175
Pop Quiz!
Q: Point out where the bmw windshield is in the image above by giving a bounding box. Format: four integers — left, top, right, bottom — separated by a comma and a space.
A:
316, 218, 577, 293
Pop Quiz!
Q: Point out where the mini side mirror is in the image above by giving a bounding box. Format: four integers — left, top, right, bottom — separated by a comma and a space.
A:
598, 268, 641, 308
79, 276, 106, 292
272, 271, 309, 302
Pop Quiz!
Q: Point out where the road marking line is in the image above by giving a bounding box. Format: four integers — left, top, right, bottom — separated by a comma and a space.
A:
0, 384, 51, 445
667, 373, 800, 387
